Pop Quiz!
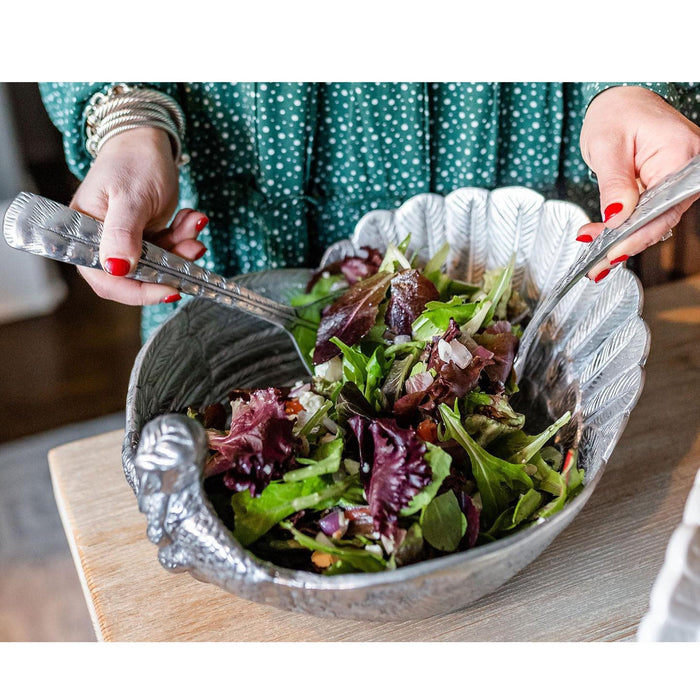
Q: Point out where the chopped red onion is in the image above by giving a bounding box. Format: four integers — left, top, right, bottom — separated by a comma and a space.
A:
405, 371, 434, 394
437, 338, 473, 369
318, 509, 348, 539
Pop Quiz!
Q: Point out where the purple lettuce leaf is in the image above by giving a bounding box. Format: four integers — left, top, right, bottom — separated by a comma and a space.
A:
305, 246, 384, 292
205, 388, 300, 496
349, 416, 432, 540
458, 492, 481, 548
473, 326, 519, 391
313, 271, 395, 365
384, 269, 440, 336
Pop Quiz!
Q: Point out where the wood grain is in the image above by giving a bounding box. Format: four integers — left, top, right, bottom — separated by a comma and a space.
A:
48, 275, 700, 642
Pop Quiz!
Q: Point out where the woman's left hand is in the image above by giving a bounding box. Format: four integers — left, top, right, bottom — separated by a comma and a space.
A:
577, 85, 700, 281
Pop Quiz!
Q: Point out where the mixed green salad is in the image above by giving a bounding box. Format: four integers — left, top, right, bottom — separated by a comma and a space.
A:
194, 239, 583, 575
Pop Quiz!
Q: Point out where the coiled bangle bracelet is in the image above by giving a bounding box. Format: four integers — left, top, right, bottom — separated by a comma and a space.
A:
84, 83, 189, 166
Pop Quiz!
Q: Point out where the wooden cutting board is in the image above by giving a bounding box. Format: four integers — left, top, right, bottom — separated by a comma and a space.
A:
48, 275, 700, 642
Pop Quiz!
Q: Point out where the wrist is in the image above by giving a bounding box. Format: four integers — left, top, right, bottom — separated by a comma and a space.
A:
84, 84, 188, 166
98, 126, 174, 158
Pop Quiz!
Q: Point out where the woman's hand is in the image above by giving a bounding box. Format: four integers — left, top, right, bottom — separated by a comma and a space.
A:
577, 85, 700, 281
70, 127, 209, 305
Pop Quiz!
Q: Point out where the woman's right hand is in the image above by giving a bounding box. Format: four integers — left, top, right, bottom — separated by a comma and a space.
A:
70, 126, 209, 305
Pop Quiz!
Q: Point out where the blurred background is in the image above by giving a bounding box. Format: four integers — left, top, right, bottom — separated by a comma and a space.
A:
0, 82, 699, 642
0, 83, 140, 642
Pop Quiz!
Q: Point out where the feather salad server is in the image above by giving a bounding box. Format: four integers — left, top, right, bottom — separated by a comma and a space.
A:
514, 154, 700, 376
1, 192, 328, 374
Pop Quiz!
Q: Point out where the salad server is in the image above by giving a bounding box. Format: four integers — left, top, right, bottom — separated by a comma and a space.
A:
1, 192, 324, 373
514, 153, 700, 376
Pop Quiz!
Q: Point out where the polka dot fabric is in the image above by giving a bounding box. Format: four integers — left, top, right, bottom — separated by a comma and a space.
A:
39, 82, 699, 340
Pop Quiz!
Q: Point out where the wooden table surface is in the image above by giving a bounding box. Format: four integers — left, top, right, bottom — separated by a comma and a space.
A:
48, 275, 700, 642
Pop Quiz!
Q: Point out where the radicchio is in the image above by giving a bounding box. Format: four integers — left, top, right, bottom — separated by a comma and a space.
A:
348, 416, 431, 540
205, 388, 300, 496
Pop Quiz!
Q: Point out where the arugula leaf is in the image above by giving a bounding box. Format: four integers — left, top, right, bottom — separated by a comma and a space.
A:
439, 402, 534, 527
364, 345, 392, 410
331, 340, 392, 410
283, 438, 343, 482
533, 449, 584, 519
230, 476, 349, 546
482, 253, 516, 325
501, 411, 571, 464
330, 338, 368, 387
460, 299, 493, 337
295, 398, 333, 438
378, 242, 412, 273
411, 296, 480, 342
420, 490, 467, 552
422, 242, 479, 299
381, 348, 420, 404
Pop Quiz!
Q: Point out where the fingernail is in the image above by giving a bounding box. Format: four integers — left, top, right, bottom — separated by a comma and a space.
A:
603, 202, 623, 222
193, 246, 207, 261
195, 216, 209, 233
594, 269, 610, 283
103, 257, 131, 276
610, 254, 629, 265
576, 234, 594, 243
161, 293, 181, 304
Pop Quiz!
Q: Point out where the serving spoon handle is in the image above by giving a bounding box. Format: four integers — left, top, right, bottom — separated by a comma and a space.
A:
514, 154, 700, 376
2, 192, 316, 330
2, 192, 322, 372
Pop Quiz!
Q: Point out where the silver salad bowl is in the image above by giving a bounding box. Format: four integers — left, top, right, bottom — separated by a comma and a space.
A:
122, 186, 650, 621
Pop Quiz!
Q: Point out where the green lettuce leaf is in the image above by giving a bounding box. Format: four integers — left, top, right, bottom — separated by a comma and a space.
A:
411, 296, 480, 341
230, 475, 349, 546
420, 490, 467, 552
401, 442, 452, 516
283, 437, 343, 482
280, 522, 387, 573
439, 402, 534, 527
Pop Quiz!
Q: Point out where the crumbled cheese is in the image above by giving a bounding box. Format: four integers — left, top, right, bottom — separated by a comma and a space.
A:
314, 356, 343, 382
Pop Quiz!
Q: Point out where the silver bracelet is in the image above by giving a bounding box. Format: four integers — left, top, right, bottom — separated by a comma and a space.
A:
84, 83, 189, 166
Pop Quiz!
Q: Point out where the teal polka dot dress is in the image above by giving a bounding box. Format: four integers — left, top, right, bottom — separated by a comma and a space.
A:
39, 82, 700, 340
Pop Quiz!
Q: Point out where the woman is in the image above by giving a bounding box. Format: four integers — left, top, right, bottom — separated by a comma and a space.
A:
39, 81, 700, 340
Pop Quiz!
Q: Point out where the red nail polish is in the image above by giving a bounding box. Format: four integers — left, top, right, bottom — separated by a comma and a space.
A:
161, 293, 181, 304
193, 246, 207, 261
195, 216, 209, 233
610, 254, 629, 265
576, 234, 594, 243
603, 202, 623, 222
103, 258, 131, 276
594, 269, 610, 283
